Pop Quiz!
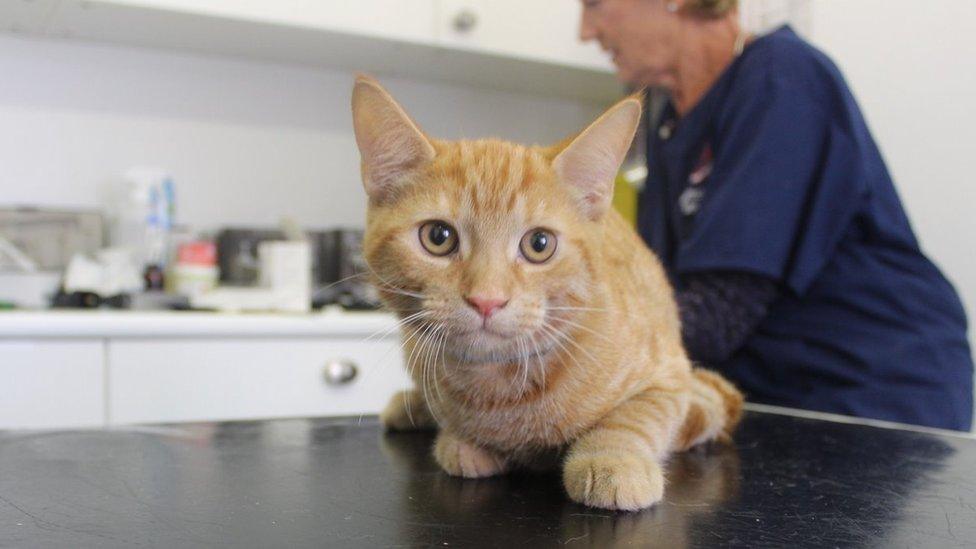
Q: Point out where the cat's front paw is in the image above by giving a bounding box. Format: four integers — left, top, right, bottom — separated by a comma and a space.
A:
380, 390, 437, 431
434, 432, 508, 479
563, 453, 665, 511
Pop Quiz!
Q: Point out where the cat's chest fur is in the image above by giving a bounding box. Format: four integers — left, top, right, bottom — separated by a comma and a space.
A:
428, 353, 637, 456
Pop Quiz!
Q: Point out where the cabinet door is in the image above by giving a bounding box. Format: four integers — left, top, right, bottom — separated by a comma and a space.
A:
80, 0, 437, 44
437, 0, 612, 71
108, 338, 412, 425
0, 341, 105, 429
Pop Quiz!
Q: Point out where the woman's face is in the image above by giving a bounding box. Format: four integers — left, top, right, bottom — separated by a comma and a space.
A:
579, 0, 683, 89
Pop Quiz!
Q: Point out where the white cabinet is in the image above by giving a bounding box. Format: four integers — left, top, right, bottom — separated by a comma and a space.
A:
437, 0, 611, 71
14, 0, 619, 102
86, 0, 436, 44
0, 0, 58, 34
87, 0, 607, 69
0, 340, 104, 429
0, 311, 411, 430
108, 337, 411, 425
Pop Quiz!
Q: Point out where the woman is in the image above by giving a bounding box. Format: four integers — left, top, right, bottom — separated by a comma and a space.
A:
580, 0, 974, 430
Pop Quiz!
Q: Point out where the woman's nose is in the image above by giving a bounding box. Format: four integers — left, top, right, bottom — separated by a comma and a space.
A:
579, 12, 597, 42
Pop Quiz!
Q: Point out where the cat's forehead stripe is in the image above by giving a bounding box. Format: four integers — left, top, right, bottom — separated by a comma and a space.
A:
427, 139, 558, 227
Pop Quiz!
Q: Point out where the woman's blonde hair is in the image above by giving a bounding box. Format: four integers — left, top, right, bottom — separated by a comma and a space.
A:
686, 0, 738, 18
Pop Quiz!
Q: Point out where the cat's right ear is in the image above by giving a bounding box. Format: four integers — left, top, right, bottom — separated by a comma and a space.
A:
351, 75, 435, 201
551, 96, 642, 221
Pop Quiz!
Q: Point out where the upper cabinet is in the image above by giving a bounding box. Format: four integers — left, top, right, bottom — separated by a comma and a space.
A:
436, 0, 611, 71
0, 0, 59, 34
85, 0, 437, 44
1, 0, 619, 102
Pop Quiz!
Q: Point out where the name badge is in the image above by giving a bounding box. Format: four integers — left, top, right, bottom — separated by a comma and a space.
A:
680, 144, 713, 216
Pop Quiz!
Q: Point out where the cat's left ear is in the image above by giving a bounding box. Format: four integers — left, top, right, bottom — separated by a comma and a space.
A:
552, 97, 642, 220
352, 75, 436, 201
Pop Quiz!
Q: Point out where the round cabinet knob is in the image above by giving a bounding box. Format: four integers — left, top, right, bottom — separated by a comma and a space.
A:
452, 9, 478, 33
322, 360, 358, 386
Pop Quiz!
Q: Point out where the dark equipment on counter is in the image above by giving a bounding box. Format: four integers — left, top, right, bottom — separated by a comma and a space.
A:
51, 290, 128, 309
216, 227, 381, 311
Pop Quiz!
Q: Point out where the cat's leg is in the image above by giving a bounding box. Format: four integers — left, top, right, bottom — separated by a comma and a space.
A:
563, 388, 688, 511
434, 431, 509, 478
380, 389, 438, 431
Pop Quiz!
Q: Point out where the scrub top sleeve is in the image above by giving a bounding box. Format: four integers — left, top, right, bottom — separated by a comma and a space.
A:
675, 75, 868, 296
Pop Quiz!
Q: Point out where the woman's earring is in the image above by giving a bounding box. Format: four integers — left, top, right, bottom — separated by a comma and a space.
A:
666, 2, 678, 12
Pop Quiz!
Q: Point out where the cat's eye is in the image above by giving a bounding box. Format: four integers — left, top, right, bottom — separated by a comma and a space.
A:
520, 229, 557, 263
419, 221, 459, 257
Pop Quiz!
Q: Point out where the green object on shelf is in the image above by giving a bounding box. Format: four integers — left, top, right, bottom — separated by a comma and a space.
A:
0, 301, 17, 310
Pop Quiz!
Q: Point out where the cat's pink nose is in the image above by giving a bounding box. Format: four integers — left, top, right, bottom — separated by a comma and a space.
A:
465, 296, 509, 318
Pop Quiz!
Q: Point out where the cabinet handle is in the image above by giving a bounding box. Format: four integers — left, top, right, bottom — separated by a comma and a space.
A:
323, 360, 358, 385
452, 9, 478, 33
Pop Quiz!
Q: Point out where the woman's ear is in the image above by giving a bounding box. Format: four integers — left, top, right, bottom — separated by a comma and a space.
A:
552, 96, 642, 220
351, 75, 435, 201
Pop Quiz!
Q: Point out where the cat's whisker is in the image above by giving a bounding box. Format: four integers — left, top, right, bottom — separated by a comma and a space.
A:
417, 326, 433, 425
535, 323, 577, 369
537, 322, 590, 373
364, 270, 421, 293
430, 328, 449, 417
512, 336, 525, 396
460, 330, 480, 364
363, 312, 429, 385
315, 271, 369, 294
426, 326, 443, 404
375, 285, 428, 300
369, 321, 436, 431
378, 301, 426, 313
362, 311, 432, 391
363, 263, 429, 300
549, 324, 598, 362
426, 329, 440, 404
361, 309, 429, 343
548, 315, 613, 344
541, 321, 602, 366
401, 321, 437, 425
439, 329, 450, 399
547, 306, 607, 312
506, 336, 523, 394
400, 327, 426, 427
350, 311, 428, 410
420, 324, 447, 427
411, 323, 436, 428
526, 330, 547, 390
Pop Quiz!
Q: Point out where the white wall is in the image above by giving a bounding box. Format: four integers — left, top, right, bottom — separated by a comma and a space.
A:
0, 34, 602, 232
809, 1, 976, 338
1, 7, 972, 339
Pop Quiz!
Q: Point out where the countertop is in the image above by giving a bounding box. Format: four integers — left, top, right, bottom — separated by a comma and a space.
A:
2, 407, 975, 548
0, 308, 398, 338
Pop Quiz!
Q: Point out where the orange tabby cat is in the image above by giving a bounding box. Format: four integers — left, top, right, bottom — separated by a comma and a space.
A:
352, 76, 742, 511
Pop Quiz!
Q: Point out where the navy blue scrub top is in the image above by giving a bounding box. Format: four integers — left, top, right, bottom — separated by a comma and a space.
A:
638, 26, 974, 430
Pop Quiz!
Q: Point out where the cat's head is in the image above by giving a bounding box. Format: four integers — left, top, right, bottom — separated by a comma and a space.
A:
352, 76, 640, 365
